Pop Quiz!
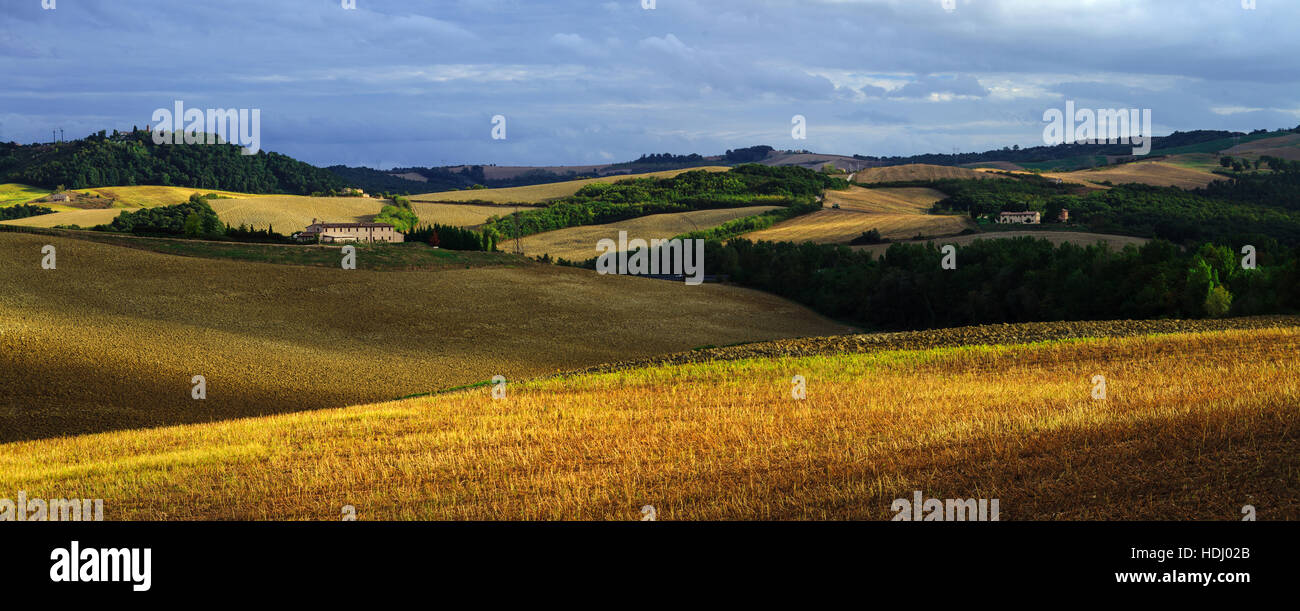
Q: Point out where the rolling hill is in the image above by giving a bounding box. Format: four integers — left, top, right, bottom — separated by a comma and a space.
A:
518, 205, 781, 261
743, 186, 970, 244
411, 166, 731, 204
2, 320, 1295, 519
0, 231, 851, 443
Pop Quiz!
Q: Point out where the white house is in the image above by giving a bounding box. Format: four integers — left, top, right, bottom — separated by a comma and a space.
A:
998, 211, 1041, 224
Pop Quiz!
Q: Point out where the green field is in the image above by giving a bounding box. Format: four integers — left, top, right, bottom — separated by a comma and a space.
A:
0, 183, 52, 207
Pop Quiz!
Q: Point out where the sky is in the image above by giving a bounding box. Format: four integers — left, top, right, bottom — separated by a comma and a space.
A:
1, 0, 1297, 168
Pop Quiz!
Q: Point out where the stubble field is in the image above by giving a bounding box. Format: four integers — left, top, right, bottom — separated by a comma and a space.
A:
2, 325, 1294, 520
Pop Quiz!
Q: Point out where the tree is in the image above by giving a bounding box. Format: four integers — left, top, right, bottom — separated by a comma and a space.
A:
1205, 285, 1233, 317
183, 212, 203, 237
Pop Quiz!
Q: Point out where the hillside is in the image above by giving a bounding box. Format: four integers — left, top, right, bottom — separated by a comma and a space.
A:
851, 230, 1149, 258
0, 131, 344, 194
2, 321, 1295, 519
852, 164, 1008, 183
411, 167, 730, 204
742, 186, 966, 244
0, 231, 850, 443
518, 205, 781, 261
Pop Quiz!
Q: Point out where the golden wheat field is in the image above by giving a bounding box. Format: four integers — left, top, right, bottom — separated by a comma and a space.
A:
1, 326, 1295, 520
1045, 161, 1223, 190
518, 205, 780, 261
743, 186, 972, 244
412, 167, 731, 204
82, 186, 262, 208
0, 232, 850, 442
205, 196, 517, 231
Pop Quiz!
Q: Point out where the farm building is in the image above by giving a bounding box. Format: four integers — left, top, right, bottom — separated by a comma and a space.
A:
295, 219, 404, 243
998, 211, 1041, 224
1058, 208, 1069, 222
50, 193, 70, 202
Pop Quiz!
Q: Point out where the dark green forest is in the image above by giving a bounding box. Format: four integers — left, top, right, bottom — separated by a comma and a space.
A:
0, 130, 344, 194
699, 237, 1299, 330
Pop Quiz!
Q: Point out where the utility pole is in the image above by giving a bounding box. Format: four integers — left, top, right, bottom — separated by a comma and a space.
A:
513, 204, 523, 255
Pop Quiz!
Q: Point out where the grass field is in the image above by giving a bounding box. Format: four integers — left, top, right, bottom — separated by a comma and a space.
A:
0, 231, 849, 443
0, 183, 52, 207
743, 186, 971, 244
518, 205, 780, 261
852, 230, 1149, 258
2, 324, 1294, 520
411, 167, 731, 204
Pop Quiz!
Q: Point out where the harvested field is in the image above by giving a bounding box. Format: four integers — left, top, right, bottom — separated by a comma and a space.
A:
743, 186, 971, 244
82, 186, 259, 208
0, 207, 126, 228
3, 323, 1295, 520
1221, 133, 1300, 161
852, 230, 1149, 258
572, 315, 1300, 374
518, 205, 780, 261
0, 231, 850, 443
1045, 161, 1223, 190
853, 164, 1007, 183
412, 167, 730, 204
207, 196, 383, 232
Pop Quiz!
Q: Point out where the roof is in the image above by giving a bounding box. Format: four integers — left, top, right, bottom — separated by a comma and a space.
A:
312, 222, 395, 228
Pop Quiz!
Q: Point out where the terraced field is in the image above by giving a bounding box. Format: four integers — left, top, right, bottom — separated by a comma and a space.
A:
518, 205, 780, 261
412, 167, 731, 204
0, 231, 850, 443
852, 230, 1149, 258
743, 186, 971, 244
3, 321, 1294, 520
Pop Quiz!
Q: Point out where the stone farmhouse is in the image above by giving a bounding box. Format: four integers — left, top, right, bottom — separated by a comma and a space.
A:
294, 219, 404, 243
997, 211, 1041, 224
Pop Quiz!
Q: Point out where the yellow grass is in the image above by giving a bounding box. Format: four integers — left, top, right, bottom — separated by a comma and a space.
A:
0, 183, 52, 207
0, 231, 849, 442
411, 167, 731, 204
0, 208, 126, 228
1044, 161, 1222, 190
744, 186, 972, 244
1, 327, 1295, 520
80, 186, 261, 208
852, 230, 1150, 257
207, 196, 383, 231
518, 206, 780, 261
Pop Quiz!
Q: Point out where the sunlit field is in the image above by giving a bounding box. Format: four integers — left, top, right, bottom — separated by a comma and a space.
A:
2, 325, 1295, 520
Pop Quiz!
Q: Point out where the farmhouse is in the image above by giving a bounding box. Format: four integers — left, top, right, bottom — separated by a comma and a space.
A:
50, 193, 70, 202
998, 211, 1041, 224
295, 219, 404, 243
